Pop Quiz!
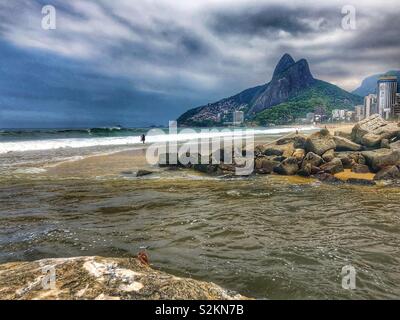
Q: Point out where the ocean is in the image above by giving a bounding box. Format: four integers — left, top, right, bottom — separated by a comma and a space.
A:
1, 125, 400, 299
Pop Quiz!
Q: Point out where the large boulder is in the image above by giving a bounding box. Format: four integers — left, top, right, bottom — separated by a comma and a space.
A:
0, 256, 246, 300
332, 136, 362, 151
254, 157, 280, 174
276, 134, 307, 149
256, 142, 294, 158
374, 166, 400, 180
380, 139, 390, 149
351, 114, 400, 147
335, 152, 366, 169
334, 130, 352, 140
274, 157, 299, 175
390, 140, 400, 150
218, 163, 236, 173
193, 163, 219, 174
292, 148, 305, 161
298, 163, 321, 177
302, 152, 323, 168
322, 149, 335, 162
319, 158, 344, 175
351, 164, 370, 173
136, 170, 154, 177
305, 129, 336, 156
361, 133, 384, 148
362, 149, 400, 172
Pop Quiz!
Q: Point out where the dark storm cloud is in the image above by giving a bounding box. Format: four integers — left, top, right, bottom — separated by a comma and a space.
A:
344, 13, 400, 51
209, 5, 340, 37
0, 0, 399, 127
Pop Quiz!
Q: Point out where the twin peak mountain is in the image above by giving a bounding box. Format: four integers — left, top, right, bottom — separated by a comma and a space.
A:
178, 53, 362, 126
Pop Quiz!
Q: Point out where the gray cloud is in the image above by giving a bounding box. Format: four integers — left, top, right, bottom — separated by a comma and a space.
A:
0, 0, 399, 127
209, 5, 339, 37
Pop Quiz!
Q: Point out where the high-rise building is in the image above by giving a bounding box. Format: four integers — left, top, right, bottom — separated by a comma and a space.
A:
332, 109, 347, 121
354, 105, 364, 121
233, 111, 244, 125
393, 93, 400, 118
364, 94, 377, 118
377, 76, 397, 119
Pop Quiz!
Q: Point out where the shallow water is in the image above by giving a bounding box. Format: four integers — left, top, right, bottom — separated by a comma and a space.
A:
1, 127, 400, 299
1, 167, 400, 299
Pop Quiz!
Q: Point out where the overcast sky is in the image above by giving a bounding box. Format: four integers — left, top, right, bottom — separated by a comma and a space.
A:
0, 0, 399, 127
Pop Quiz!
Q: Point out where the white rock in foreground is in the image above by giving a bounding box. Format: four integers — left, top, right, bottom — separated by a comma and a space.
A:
0, 256, 247, 300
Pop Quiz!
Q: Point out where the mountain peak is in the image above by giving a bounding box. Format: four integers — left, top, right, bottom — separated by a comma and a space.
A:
178, 53, 362, 126
273, 53, 295, 77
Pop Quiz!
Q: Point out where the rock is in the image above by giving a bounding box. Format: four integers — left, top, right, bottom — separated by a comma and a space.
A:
335, 152, 352, 169
305, 130, 336, 156
255, 157, 279, 174
256, 142, 295, 158
334, 130, 352, 140
390, 140, 400, 150
347, 178, 376, 186
314, 173, 343, 184
361, 133, 383, 148
351, 164, 370, 173
218, 163, 236, 172
297, 163, 312, 177
351, 114, 400, 147
380, 139, 390, 149
322, 149, 335, 162
374, 166, 400, 180
292, 149, 305, 161
332, 136, 362, 151
276, 134, 307, 149
263, 147, 283, 156
362, 149, 400, 172
298, 164, 321, 177
0, 256, 246, 300
273, 156, 286, 162
319, 158, 344, 175
193, 164, 218, 174
273, 157, 299, 175
302, 152, 323, 168
136, 170, 153, 177
350, 153, 366, 165
335, 152, 366, 169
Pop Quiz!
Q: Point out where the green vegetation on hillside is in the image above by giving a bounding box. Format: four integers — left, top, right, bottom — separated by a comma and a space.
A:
254, 80, 363, 125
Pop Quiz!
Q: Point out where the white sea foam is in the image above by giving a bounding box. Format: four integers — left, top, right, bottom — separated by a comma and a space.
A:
0, 126, 316, 154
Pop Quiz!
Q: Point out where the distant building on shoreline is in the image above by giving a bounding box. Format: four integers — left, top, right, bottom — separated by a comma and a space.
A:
332, 109, 347, 122
233, 111, 244, 125
364, 94, 377, 118
354, 105, 364, 121
393, 93, 400, 118
377, 76, 397, 119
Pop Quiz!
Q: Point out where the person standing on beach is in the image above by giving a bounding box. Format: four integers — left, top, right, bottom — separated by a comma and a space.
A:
140, 134, 146, 144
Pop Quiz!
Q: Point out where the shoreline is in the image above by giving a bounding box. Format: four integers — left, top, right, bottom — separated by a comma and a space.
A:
2, 118, 400, 299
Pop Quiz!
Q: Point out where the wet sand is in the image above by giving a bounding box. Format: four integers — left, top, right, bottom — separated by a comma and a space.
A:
45, 148, 152, 178
43, 135, 283, 179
